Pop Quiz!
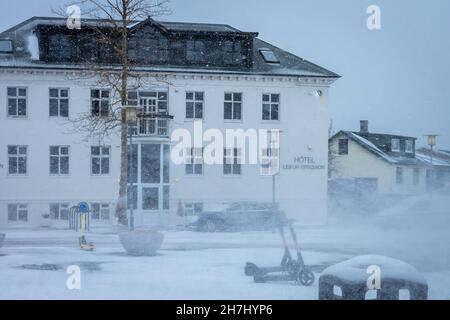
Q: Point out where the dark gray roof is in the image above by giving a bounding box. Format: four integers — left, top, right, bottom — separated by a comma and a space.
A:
331, 131, 426, 166
0, 16, 340, 78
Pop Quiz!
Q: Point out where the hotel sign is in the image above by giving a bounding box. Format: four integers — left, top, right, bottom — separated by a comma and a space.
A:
282, 156, 325, 170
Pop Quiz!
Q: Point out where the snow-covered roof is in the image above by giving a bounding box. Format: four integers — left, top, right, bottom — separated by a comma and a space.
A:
331, 131, 427, 166
415, 150, 450, 167
0, 17, 340, 79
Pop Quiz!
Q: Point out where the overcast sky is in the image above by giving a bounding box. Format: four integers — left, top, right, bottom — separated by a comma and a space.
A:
1, 0, 449, 149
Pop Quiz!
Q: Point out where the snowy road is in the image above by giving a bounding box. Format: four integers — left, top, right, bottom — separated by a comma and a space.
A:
1, 223, 450, 299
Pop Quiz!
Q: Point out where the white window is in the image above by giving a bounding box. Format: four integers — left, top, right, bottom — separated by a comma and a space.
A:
260, 130, 280, 176
405, 140, 413, 153
184, 202, 203, 216
391, 139, 400, 152
50, 146, 69, 175
224, 92, 242, 120
91, 203, 110, 220
396, 167, 404, 184
8, 204, 28, 222
224, 148, 242, 176
262, 94, 279, 121
49, 203, 70, 220
185, 147, 203, 175
49, 88, 69, 117
186, 92, 204, 119
413, 168, 420, 185
91, 146, 110, 175
91, 89, 110, 117
7, 87, 27, 117
8, 145, 27, 175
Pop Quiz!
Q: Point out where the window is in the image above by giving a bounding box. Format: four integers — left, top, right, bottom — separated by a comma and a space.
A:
186, 147, 203, 175
91, 203, 110, 220
91, 89, 110, 116
338, 139, 349, 155
128, 91, 168, 114
49, 203, 70, 220
186, 92, 204, 119
391, 139, 400, 152
143, 187, 159, 210
396, 167, 404, 184
8, 145, 27, 175
50, 146, 69, 175
413, 168, 420, 185
7, 87, 27, 117
8, 204, 28, 222
259, 49, 280, 63
224, 93, 242, 120
262, 94, 279, 121
91, 146, 110, 175
406, 140, 414, 153
223, 41, 243, 65
163, 186, 170, 210
261, 130, 280, 176
224, 148, 241, 176
184, 202, 203, 216
49, 88, 69, 117
0, 40, 13, 53
187, 40, 206, 63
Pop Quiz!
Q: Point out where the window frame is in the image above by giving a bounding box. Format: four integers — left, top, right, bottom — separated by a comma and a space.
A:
7, 87, 28, 118
185, 147, 204, 176
396, 167, 404, 185
90, 146, 111, 176
90, 89, 110, 117
184, 202, 204, 216
185, 91, 204, 120
223, 148, 242, 176
8, 203, 28, 222
405, 140, 414, 153
49, 145, 70, 176
224, 92, 243, 121
90, 202, 110, 221
262, 93, 280, 121
391, 138, 400, 152
338, 139, 349, 155
49, 87, 70, 118
49, 203, 70, 220
7, 145, 28, 175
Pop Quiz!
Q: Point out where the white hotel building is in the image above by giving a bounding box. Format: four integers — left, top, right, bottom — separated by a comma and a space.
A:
0, 17, 339, 229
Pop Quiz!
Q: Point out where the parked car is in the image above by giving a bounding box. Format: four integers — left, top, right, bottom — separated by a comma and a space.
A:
187, 202, 282, 232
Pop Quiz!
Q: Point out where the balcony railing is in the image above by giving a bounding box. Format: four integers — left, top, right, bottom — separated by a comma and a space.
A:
134, 113, 174, 137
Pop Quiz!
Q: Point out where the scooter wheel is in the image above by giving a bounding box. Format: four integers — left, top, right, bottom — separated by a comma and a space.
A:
298, 269, 315, 286
245, 263, 259, 276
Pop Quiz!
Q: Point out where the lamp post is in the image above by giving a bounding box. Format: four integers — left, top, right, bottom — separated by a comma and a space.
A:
125, 104, 141, 231
425, 134, 439, 189
269, 130, 282, 208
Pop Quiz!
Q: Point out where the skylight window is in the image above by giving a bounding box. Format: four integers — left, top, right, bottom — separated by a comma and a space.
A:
259, 49, 280, 63
0, 40, 13, 53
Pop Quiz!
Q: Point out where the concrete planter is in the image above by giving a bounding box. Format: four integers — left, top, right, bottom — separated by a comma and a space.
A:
0, 233, 5, 248
119, 230, 164, 256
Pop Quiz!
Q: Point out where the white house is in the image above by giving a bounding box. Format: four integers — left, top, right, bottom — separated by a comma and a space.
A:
329, 121, 428, 197
0, 17, 339, 229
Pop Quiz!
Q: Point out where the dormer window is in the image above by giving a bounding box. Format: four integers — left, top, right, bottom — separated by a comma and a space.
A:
405, 140, 413, 153
259, 48, 280, 64
0, 39, 13, 53
391, 138, 400, 152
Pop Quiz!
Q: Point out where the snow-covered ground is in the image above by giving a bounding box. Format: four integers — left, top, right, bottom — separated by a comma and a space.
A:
1, 192, 450, 300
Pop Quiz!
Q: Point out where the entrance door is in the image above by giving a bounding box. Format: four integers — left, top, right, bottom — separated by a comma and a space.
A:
134, 143, 170, 224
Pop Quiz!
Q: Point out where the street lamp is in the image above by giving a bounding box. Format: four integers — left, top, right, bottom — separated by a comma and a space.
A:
425, 134, 439, 188
124, 104, 142, 231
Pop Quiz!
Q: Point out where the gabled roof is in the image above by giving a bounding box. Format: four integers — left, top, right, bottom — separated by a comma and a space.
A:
0, 16, 340, 78
416, 147, 450, 167
330, 130, 426, 166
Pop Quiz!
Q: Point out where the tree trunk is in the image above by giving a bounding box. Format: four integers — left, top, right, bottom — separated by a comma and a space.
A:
115, 113, 129, 225
115, 4, 130, 225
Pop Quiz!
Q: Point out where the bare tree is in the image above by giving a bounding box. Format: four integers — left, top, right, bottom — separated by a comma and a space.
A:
57, 0, 171, 225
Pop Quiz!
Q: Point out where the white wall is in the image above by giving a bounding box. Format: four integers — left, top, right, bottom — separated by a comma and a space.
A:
0, 69, 333, 228
329, 133, 427, 195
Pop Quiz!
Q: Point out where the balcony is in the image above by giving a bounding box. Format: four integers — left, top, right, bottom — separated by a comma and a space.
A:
134, 113, 174, 138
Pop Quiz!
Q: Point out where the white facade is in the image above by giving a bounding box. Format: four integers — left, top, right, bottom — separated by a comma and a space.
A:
0, 69, 335, 229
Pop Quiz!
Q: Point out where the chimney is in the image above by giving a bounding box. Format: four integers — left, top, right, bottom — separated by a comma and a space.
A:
360, 120, 369, 133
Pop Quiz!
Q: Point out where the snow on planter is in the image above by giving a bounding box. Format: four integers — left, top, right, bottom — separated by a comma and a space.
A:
119, 230, 164, 256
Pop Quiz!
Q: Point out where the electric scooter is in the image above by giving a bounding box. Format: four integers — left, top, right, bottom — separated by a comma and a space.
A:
245, 212, 314, 286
